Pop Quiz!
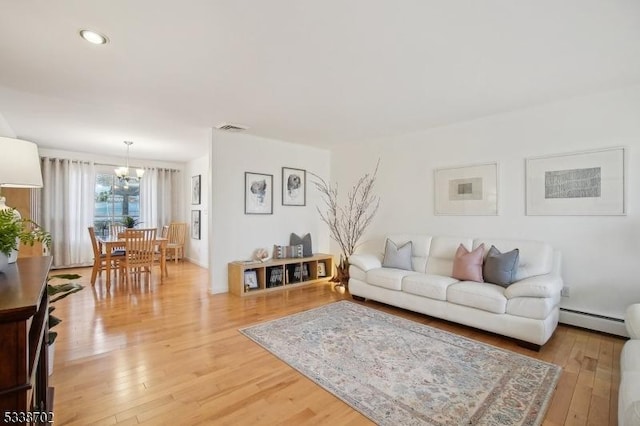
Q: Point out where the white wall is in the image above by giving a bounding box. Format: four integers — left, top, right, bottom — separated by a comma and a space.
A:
0, 113, 16, 138
184, 155, 209, 267
208, 130, 331, 294
330, 86, 640, 322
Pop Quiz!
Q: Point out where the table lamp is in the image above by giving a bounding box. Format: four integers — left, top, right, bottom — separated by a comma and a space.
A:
0, 136, 44, 262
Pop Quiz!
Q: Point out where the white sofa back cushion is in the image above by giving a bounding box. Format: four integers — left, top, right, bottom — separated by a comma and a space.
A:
426, 236, 474, 277
473, 238, 553, 281
385, 234, 432, 273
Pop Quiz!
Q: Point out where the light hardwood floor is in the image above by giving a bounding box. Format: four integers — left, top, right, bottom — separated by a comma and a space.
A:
49, 262, 625, 425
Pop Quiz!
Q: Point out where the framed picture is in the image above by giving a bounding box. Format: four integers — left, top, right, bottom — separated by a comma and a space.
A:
244, 270, 258, 289
192, 175, 201, 205
191, 210, 201, 239
245, 172, 273, 214
282, 167, 306, 206
526, 147, 625, 215
434, 162, 498, 215
317, 261, 327, 277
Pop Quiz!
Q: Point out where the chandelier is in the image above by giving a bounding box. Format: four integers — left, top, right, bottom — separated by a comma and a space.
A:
115, 141, 144, 186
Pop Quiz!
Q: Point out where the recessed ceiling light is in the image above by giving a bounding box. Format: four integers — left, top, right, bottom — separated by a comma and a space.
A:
79, 29, 108, 45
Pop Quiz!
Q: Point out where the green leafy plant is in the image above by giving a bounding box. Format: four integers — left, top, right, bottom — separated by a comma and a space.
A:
0, 208, 52, 256
47, 274, 83, 345
120, 215, 142, 228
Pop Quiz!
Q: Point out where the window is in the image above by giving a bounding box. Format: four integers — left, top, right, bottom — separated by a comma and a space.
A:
94, 173, 140, 236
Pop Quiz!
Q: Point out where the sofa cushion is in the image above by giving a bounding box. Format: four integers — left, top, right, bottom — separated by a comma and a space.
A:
426, 236, 473, 276
452, 243, 485, 283
366, 268, 420, 291
473, 238, 553, 281
483, 245, 519, 287
382, 239, 413, 271
447, 282, 507, 314
402, 274, 459, 301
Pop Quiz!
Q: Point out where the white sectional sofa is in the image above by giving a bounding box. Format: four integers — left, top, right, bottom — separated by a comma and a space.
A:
619, 304, 640, 426
349, 234, 563, 349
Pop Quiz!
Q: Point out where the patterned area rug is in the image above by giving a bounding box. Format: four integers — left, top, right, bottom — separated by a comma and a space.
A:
240, 301, 561, 426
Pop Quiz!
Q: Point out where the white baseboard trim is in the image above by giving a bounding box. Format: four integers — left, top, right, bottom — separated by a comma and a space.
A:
184, 257, 208, 268
559, 308, 628, 337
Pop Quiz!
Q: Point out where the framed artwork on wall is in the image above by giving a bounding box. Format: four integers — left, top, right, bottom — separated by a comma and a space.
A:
191, 210, 201, 239
192, 175, 201, 205
245, 172, 273, 214
525, 146, 625, 215
282, 167, 306, 206
434, 162, 498, 215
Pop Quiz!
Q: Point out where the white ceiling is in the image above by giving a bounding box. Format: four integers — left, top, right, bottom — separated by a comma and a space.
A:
0, 0, 639, 163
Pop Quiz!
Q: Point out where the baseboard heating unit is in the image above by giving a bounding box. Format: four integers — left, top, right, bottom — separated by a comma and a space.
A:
559, 308, 628, 337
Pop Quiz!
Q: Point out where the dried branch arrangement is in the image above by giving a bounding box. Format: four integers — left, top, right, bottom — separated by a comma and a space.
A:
309, 160, 380, 284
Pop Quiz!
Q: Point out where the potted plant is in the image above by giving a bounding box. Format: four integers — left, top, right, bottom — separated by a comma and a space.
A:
46, 273, 83, 375
309, 160, 381, 288
0, 208, 51, 271
120, 215, 142, 228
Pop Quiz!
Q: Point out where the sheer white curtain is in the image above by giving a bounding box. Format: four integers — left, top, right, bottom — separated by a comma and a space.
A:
139, 168, 181, 230
41, 157, 96, 267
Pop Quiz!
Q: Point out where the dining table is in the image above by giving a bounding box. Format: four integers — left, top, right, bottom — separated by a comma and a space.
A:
96, 234, 168, 288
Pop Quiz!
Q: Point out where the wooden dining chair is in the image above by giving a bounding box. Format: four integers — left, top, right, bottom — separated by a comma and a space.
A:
109, 223, 126, 237
119, 228, 157, 285
88, 226, 124, 285
153, 225, 170, 277
166, 222, 187, 263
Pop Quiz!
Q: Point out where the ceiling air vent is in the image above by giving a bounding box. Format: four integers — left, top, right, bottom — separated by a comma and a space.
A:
215, 123, 249, 132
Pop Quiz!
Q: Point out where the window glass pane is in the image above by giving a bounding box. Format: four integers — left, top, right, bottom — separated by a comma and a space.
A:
94, 173, 141, 235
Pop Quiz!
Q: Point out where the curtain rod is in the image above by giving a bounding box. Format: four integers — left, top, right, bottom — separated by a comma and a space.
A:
95, 161, 181, 172
41, 157, 180, 173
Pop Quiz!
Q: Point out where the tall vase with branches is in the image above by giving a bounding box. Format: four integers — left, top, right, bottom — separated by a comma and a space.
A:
309, 160, 380, 287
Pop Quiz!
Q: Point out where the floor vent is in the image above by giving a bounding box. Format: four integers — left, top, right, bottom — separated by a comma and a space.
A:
215, 123, 248, 132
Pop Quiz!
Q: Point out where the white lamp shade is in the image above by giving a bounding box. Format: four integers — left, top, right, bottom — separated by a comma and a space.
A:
0, 137, 43, 188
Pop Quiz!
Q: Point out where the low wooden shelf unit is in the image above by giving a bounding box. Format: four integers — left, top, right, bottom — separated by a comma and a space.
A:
228, 254, 333, 297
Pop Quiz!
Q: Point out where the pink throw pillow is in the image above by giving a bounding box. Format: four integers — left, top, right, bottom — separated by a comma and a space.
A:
452, 243, 485, 282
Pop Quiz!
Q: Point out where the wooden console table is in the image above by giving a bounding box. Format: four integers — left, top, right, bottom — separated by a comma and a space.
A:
0, 256, 53, 424
228, 254, 334, 297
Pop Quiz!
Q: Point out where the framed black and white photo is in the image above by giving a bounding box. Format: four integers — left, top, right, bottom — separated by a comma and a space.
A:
282, 167, 306, 206
526, 147, 625, 215
244, 270, 258, 289
245, 172, 273, 214
434, 162, 498, 215
191, 210, 201, 239
191, 175, 201, 205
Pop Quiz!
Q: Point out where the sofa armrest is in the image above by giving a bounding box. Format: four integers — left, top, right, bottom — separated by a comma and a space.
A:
504, 274, 563, 299
626, 304, 640, 339
349, 253, 382, 272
